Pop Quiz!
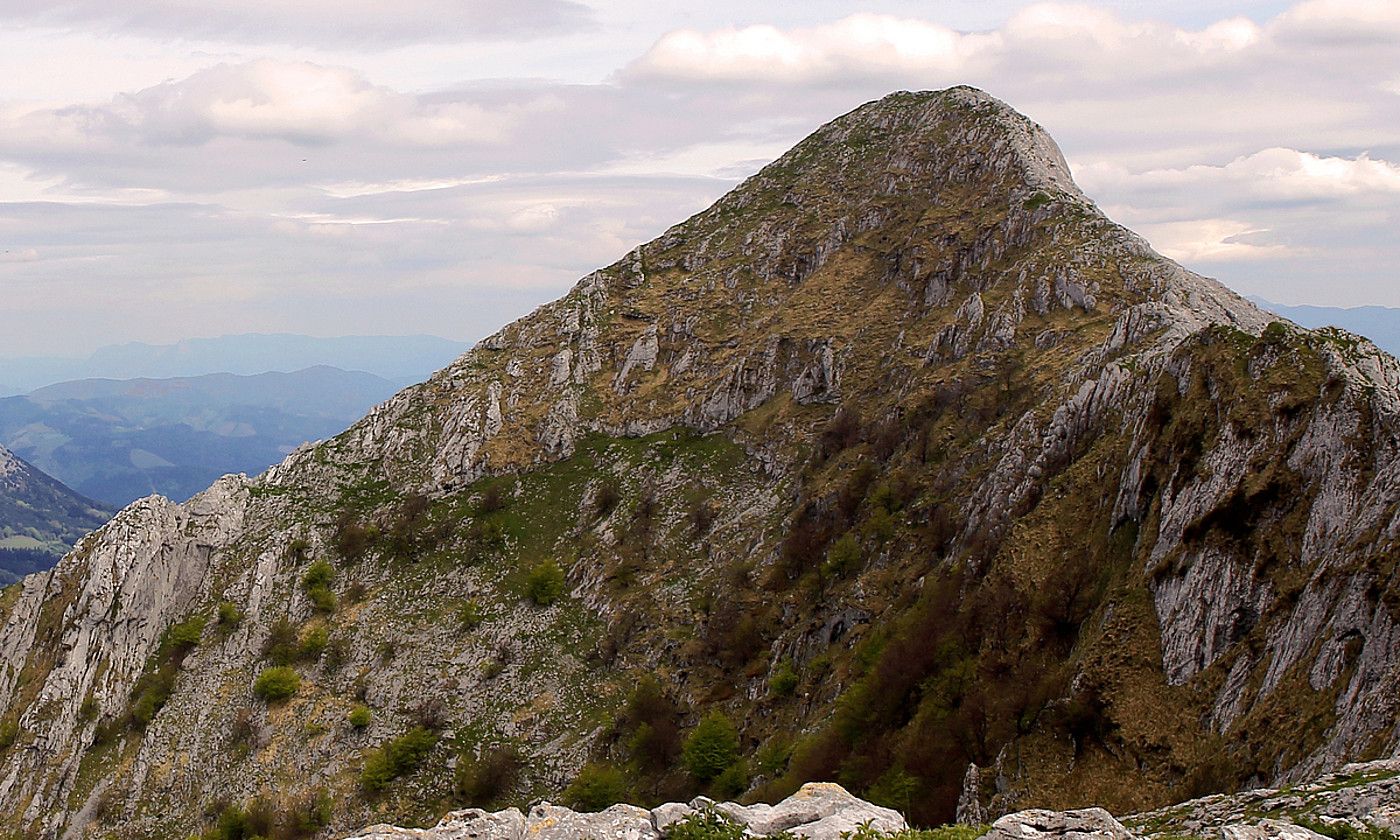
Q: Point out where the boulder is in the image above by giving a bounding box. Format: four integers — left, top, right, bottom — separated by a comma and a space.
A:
985, 808, 1136, 840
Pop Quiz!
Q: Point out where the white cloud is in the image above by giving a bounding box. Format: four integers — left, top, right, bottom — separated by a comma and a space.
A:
1274, 0, 1400, 41
1078, 148, 1400, 203
626, 5, 1267, 85
1134, 219, 1297, 263
0, 0, 592, 46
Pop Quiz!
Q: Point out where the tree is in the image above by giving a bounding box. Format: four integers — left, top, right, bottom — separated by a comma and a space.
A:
683, 711, 739, 782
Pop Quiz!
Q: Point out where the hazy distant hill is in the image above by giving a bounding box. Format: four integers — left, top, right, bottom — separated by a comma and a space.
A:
1251, 297, 1400, 357
0, 366, 401, 507
0, 443, 109, 568
0, 333, 468, 395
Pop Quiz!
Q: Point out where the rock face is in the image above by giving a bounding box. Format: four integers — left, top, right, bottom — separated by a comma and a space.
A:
345, 783, 905, 840
3, 87, 1400, 839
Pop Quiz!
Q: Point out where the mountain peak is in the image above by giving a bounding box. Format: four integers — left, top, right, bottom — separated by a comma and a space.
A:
11, 89, 1400, 840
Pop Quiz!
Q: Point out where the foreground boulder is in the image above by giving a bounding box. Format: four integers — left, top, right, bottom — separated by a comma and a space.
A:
345, 760, 1400, 840
344, 782, 906, 840
984, 808, 1135, 840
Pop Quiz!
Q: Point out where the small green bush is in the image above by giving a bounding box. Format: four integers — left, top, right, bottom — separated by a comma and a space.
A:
525, 559, 566, 606
360, 727, 439, 792
129, 668, 177, 728
666, 807, 765, 840
217, 601, 243, 635
562, 762, 627, 812
710, 759, 749, 798
769, 660, 798, 697
302, 559, 334, 589
348, 704, 372, 729
0, 719, 19, 750
823, 532, 862, 579
253, 667, 301, 703
160, 614, 207, 662
297, 626, 328, 660
683, 711, 739, 782
302, 560, 338, 613
458, 598, 485, 630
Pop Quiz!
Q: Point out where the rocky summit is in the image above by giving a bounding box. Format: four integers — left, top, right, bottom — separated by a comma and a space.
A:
3, 86, 1400, 840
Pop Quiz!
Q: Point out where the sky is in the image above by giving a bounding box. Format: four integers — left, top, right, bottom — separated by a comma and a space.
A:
0, 1, 1397, 356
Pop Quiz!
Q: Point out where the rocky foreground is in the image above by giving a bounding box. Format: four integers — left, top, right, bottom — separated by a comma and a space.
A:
347, 761, 1400, 840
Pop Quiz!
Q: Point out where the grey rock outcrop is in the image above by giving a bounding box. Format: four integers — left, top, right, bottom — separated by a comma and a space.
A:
984, 809, 1135, 840
344, 783, 904, 840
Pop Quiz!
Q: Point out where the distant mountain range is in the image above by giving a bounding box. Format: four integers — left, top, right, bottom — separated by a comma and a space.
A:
0, 366, 402, 508
0, 332, 468, 396
1251, 298, 1400, 356
0, 443, 110, 575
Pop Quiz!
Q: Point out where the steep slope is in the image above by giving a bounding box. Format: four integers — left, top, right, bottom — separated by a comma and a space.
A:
0, 442, 110, 558
2, 87, 1400, 840
0, 366, 402, 507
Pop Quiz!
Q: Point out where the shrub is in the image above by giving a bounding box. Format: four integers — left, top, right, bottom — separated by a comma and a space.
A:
413, 697, 449, 731
285, 789, 333, 837
458, 598, 485, 631
593, 480, 622, 519
297, 625, 329, 660
129, 668, 177, 728
360, 727, 438, 792
455, 743, 522, 806
0, 720, 16, 751
253, 667, 301, 703
689, 499, 717, 535
620, 676, 682, 771
263, 618, 299, 666
478, 484, 508, 514
525, 559, 566, 606
348, 704, 372, 730
333, 514, 376, 561
286, 537, 311, 561
562, 762, 627, 812
308, 586, 338, 614
302, 560, 337, 613
683, 711, 739, 782
160, 614, 207, 662
710, 759, 749, 798
303, 557, 336, 590
217, 601, 243, 634
818, 408, 863, 457
824, 532, 863, 579
666, 807, 764, 840
322, 637, 350, 673
769, 660, 799, 697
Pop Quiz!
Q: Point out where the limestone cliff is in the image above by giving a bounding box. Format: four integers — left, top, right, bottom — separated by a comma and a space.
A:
2, 87, 1399, 840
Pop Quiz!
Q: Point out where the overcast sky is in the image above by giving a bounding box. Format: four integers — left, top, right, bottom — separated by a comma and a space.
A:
1, 1, 1397, 356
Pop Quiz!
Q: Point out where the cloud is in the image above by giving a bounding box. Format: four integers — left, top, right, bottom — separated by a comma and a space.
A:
2, 1, 1400, 352
625, 6, 1264, 85
25, 60, 519, 149
1078, 148, 1400, 205
1274, 0, 1400, 43
1133, 219, 1297, 263
0, 0, 593, 46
